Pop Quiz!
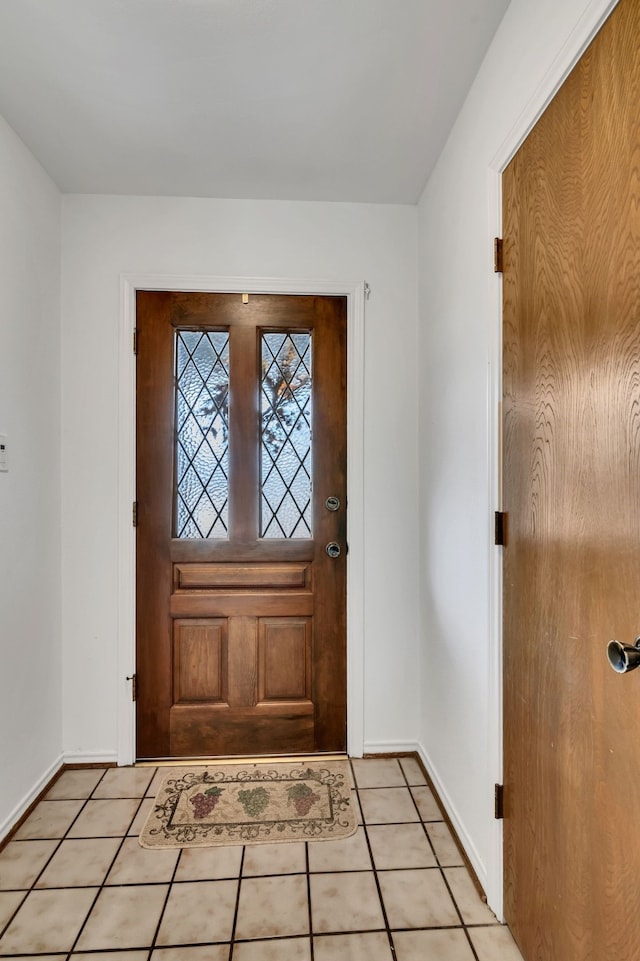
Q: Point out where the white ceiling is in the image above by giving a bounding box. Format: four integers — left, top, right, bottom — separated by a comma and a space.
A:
0, 0, 510, 204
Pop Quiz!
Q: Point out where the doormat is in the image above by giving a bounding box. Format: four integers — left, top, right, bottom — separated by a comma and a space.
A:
139, 760, 356, 848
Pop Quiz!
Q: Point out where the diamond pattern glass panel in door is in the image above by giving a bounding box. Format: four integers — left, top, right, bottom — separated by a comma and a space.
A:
261, 331, 312, 538
175, 330, 230, 538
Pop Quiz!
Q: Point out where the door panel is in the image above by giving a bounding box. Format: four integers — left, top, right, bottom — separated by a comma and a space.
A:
173, 619, 228, 704
136, 292, 347, 759
257, 618, 312, 703
502, 0, 640, 957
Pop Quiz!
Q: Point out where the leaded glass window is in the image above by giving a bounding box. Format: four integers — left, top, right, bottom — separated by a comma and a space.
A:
175, 330, 230, 538
260, 331, 312, 538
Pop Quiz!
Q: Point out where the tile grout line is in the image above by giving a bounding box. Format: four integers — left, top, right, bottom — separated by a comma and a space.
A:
403, 768, 482, 961
0, 891, 27, 945
359, 759, 484, 958
65, 770, 156, 958
403, 761, 487, 961
400, 764, 478, 961
4, 861, 475, 889
61, 768, 113, 961
227, 843, 246, 960
305, 839, 314, 961
462, 929, 486, 961
351, 758, 397, 960
439, 868, 482, 961
0, 767, 112, 953
147, 828, 184, 956
410, 783, 484, 961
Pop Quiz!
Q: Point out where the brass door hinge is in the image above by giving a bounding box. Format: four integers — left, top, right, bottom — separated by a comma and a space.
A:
494, 237, 503, 273
494, 510, 506, 546
495, 783, 504, 819
127, 674, 137, 701
133, 327, 138, 354
132, 501, 138, 527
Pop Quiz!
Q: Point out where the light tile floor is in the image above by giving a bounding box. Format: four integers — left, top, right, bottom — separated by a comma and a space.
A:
0, 757, 524, 961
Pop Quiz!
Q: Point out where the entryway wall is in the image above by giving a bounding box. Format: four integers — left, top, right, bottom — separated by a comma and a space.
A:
0, 113, 62, 839
60, 196, 421, 763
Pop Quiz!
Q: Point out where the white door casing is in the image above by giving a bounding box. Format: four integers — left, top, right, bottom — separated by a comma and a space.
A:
117, 274, 366, 765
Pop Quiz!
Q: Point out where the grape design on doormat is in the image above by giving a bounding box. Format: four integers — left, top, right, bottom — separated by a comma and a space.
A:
238, 787, 270, 818
189, 786, 224, 819
287, 782, 320, 816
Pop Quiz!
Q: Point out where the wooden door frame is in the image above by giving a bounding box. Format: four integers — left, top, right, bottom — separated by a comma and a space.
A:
116, 274, 366, 768
485, 0, 619, 920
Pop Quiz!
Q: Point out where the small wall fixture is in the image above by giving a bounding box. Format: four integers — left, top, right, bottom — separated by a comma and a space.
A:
607, 637, 640, 673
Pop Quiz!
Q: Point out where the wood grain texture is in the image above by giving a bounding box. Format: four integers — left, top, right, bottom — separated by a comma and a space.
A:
169, 705, 314, 758
502, 1, 640, 958
169, 592, 314, 618
174, 563, 311, 590
173, 619, 227, 703
257, 617, 312, 702
136, 292, 347, 758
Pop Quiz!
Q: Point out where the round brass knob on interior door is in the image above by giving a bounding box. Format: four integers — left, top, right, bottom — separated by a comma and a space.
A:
325, 542, 341, 558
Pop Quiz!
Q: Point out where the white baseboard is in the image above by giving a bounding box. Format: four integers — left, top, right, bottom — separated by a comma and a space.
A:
63, 750, 119, 765
0, 753, 65, 841
362, 739, 421, 755
417, 740, 488, 895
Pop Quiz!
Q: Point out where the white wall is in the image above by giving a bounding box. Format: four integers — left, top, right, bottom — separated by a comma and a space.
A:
60, 196, 420, 759
0, 115, 62, 834
417, 0, 617, 912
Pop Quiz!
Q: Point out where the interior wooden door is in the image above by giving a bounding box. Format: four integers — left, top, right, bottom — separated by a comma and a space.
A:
136, 292, 347, 759
502, 1, 640, 957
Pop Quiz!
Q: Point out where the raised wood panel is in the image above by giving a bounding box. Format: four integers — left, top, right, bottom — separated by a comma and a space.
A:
169, 539, 315, 563
174, 563, 311, 591
170, 703, 314, 756
170, 592, 313, 618
173, 619, 228, 704
257, 617, 312, 702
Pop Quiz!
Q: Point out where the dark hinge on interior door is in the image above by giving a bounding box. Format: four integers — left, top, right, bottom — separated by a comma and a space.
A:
132, 501, 138, 527
494, 237, 504, 273
494, 510, 506, 546
495, 783, 504, 819
133, 327, 138, 354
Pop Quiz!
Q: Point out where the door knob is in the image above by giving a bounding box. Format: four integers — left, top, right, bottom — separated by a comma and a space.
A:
325, 542, 341, 558
607, 637, 640, 673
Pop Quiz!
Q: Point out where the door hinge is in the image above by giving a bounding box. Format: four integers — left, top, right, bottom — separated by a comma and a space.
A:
494, 237, 503, 273
494, 510, 506, 546
495, 783, 504, 819
127, 674, 137, 701
133, 327, 138, 354
132, 501, 138, 527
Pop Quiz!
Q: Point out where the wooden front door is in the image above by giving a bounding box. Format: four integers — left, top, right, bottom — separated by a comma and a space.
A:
502, 1, 640, 957
135, 292, 347, 759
